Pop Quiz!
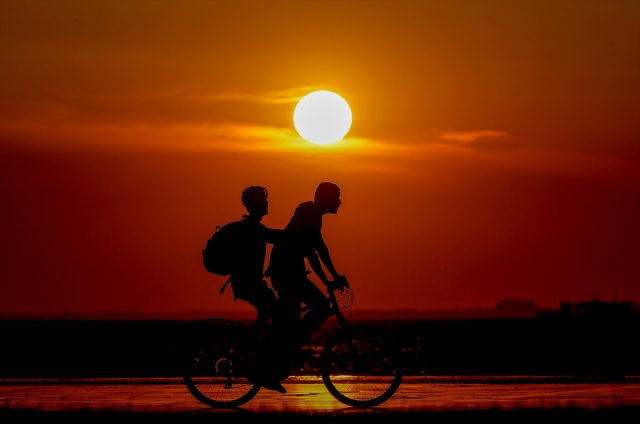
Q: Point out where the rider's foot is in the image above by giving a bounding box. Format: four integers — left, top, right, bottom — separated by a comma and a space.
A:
248, 368, 287, 394
258, 378, 287, 394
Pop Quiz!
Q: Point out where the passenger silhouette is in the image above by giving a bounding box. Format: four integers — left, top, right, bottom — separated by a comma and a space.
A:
226, 185, 282, 329
222, 185, 288, 394
266, 181, 349, 380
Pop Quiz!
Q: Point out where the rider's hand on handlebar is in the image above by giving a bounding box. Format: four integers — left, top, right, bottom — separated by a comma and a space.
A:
328, 275, 349, 292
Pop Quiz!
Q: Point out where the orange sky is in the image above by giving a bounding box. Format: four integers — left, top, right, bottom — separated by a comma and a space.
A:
1, 0, 639, 315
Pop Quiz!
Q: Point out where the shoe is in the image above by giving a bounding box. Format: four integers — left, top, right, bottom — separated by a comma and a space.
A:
258, 378, 287, 394
246, 367, 286, 394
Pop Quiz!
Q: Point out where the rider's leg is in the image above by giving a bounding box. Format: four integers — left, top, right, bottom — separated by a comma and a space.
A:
297, 277, 332, 347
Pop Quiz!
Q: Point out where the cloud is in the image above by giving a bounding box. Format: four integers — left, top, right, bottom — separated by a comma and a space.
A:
437, 130, 509, 143
83, 86, 317, 105
185, 86, 325, 105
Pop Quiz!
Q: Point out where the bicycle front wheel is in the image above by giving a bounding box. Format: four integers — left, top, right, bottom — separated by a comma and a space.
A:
182, 318, 260, 408
321, 324, 404, 408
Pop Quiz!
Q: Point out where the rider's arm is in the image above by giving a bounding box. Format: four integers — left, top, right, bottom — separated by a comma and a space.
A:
307, 250, 331, 286
316, 238, 348, 290
307, 228, 348, 288
316, 239, 340, 280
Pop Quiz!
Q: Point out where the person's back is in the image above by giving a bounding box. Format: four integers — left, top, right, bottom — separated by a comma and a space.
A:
268, 200, 322, 280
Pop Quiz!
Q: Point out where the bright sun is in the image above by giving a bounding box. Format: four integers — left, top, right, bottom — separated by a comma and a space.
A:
293, 90, 352, 145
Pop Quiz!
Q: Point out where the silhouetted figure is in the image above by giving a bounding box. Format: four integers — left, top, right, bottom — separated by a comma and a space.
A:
227, 185, 282, 329
266, 181, 349, 380
224, 185, 288, 394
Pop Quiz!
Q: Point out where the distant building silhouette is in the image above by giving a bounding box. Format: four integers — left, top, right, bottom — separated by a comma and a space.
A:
537, 299, 640, 320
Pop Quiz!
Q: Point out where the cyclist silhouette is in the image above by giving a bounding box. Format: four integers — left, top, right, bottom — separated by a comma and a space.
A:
226, 185, 282, 329
265, 182, 349, 382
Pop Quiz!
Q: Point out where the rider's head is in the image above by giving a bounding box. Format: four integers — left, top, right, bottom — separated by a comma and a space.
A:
242, 185, 269, 218
314, 182, 341, 215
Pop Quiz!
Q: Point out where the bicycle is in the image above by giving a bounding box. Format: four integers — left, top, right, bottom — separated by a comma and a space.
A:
182, 281, 404, 408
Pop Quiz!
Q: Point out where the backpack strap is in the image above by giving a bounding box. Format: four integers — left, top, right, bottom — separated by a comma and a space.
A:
219, 277, 231, 294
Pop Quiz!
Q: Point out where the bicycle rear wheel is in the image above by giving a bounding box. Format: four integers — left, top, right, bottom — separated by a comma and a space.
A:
321, 324, 404, 408
182, 318, 260, 408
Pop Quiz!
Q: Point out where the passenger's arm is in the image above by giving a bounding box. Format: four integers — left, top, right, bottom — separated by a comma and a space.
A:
263, 227, 286, 244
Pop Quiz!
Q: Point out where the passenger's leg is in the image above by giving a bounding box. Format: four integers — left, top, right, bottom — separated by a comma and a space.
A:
268, 277, 301, 380
253, 281, 278, 327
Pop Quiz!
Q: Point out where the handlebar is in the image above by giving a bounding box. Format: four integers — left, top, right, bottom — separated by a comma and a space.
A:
326, 276, 350, 293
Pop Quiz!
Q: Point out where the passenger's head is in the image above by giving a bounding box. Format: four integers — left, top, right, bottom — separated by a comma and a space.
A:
314, 182, 341, 214
242, 185, 269, 218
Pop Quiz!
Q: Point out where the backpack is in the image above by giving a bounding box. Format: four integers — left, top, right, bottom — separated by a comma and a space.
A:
202, 219, 244, 277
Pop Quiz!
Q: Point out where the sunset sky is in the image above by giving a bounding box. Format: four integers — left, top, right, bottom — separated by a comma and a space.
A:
1, 0, 639, 316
